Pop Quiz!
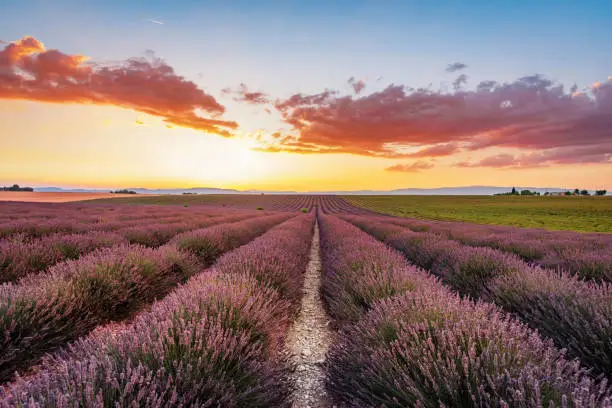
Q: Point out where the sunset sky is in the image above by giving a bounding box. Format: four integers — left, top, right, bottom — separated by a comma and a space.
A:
1, 0, 611, 191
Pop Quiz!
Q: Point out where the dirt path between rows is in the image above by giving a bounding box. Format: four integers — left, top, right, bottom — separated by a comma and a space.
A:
287, 220, 334, 408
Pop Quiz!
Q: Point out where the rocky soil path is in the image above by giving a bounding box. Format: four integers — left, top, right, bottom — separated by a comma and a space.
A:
287, 220, 334, 408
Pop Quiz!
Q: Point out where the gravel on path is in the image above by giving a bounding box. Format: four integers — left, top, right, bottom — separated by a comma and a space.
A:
287, 220, 334, 408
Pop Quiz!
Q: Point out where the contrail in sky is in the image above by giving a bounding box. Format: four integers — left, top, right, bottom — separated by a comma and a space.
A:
146, 18, 164, 25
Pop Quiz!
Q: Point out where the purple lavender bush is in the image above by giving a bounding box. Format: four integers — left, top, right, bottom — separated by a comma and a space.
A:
120, 223, 193, 247
488, 268, 612, 377
1, 272, 293, 407
429, 244, 526, 299
540, 248, 612, 282
371, 214, 612, 283
0, 231, 127, 283
319, 215, 611, 407
386, 230, 460, 270
0, 215, 315, 407
327, 288, 610, 407
0, 219, 78, 240
117, 213, 256, 248
171, 214, 291, 265
319, 215, 437, 326
343, 214, 612, 379
214, 214, 313, 308
0, 244, 200, 382
0, 214, 289, 382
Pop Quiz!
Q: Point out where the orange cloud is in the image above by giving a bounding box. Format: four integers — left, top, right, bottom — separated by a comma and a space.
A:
385, 161, 435, 172
0, 36, 237, 137
404, 143, 460, 158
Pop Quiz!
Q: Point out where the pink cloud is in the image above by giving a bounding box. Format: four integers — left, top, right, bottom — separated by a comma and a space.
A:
270, 73, 612, 164
456, 144, 612, 168
405, 143, 461, 158
0, 36, 237, 136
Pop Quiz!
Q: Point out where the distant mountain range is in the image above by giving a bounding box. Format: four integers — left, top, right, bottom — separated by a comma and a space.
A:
32, 186, 605, 195
35, 187, 243, 195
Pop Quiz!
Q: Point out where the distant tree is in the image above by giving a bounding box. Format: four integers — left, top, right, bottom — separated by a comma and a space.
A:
112, 189, 137, 194
544, 192, 550, 196
564, 191, 573, 196
574, 188, 580, 195
511, 187, 517, 194
580, 189, 590, 196
2, 184, 34, 192
595, 190, 607, 196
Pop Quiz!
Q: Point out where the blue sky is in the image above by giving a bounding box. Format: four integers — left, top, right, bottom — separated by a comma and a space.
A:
1, 0, 610, 190
2, 0, 610, 93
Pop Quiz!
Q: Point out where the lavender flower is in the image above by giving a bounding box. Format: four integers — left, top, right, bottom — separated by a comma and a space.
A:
318, 214, 610, 407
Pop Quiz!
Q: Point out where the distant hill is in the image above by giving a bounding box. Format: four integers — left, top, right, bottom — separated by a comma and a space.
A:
30, 185, 606, 195
36, 187, 243, 195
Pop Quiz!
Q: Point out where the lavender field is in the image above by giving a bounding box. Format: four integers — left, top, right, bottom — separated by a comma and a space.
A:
0, 198, 610, 407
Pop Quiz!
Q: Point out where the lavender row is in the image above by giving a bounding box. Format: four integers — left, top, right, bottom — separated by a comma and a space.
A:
0, 213, 257, 283
1, 214, 314, 407
0, 213, 290, 383
0, 202, 257, 240
0, 201, 228, 220
342, 214, 612, 378
318, 214, 610, 407
373, 215, 612, 282
0, 201, 207, 223
0, 214, 189, 241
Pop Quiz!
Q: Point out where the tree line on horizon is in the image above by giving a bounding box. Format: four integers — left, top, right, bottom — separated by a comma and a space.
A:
1, 184, 33, 192
496, 187, 607, 196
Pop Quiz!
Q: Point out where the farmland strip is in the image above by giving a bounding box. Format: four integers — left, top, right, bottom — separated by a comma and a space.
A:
318, 214, 610, 407
1, 214, 314, 407
0, 213, 290, 382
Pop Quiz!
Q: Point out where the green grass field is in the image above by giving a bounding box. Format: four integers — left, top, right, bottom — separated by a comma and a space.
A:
345, 195, 612, 232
